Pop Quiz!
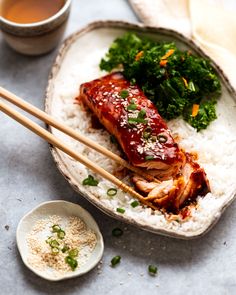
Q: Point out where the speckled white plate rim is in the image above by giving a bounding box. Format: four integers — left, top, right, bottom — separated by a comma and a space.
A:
44, 20, 236, 240
16, 200, 104, 281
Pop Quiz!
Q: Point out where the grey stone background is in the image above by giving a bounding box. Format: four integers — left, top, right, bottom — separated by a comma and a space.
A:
0, 1, 236, 294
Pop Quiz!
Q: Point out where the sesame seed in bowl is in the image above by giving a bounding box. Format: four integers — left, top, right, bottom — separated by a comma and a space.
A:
16, 200, 104, 281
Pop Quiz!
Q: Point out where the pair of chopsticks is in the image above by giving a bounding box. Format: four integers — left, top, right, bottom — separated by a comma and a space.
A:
0, 86, 158, 210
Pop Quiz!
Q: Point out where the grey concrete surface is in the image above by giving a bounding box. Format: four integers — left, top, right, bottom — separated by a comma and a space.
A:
0, 1, 236, 294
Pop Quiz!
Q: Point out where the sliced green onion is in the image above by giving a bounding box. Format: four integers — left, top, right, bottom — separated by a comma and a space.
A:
144, 126, 152, 132
112, 228, 123, 237
143, 126, 152, 139
111, 255, 121, 267
82, 175, 99, 186
51, 247, 60, 255
157, 134, 168, 143
151, 135, 157, 142
69, 249, 79, 258
143, 132, 150, 139
49, 239, 60, 248
107, 188, 117, 197
148, 265, 158, 275
145, 155, 154, 161
131, 200, 140, 208
127, 99, 137, 111
57, 229, 66, 240
120, 89, 129, 99
128, 108, 148, 125
138, 109, 146, 119
45, 236, 53, 244
62, 245, 70, 253
116, 208, 125, 214
128, 117, 138, 125
127, 104, 137, 111
52, 224, 61, 233
65, 256, 78, 271
128, 117, 148, 125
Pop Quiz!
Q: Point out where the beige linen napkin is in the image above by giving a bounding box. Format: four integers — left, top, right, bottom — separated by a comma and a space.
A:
129, 0, 236, 89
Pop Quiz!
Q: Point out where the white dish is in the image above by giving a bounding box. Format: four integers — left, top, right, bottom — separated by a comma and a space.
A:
45, 21, 236, 239
16, 200, 104, 281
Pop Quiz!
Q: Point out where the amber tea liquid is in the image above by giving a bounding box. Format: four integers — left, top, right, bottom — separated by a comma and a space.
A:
1, 0, 65, 24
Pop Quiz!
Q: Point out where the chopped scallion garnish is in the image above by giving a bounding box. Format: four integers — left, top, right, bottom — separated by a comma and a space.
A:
127, 104, 137, 111
49, 239, 59, 248
111, 255, 121, 267
138, 109, 146, 119
116, 208, 125, 214
127, 99, 137, 111
107, 188, 117, 197
69, 249, 79, 258
112, 228, 123, 237
62, 245, 70, 253
128, 117, 148, 125
82, 175, 99, 186
46, 236, 53, 244
143, 132, 150, 139
145, 155, 154, 161
52, 224, 61, 233
120, 89, 129, 99
57, 229, 66, 240
128, 108, 148, 125
151, 135, 157, 142
65, 256, 78, 271
148, 265, 158, 275
143, 126, 152, 139
51, 247, 59, 255
131, 200, 140, 208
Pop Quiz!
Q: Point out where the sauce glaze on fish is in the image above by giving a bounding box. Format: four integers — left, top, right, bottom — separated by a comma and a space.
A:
79, 72, 184, 179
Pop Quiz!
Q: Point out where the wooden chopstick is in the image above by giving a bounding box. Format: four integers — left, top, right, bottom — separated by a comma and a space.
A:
0, 86, 158, 183
0, 98, 157, 210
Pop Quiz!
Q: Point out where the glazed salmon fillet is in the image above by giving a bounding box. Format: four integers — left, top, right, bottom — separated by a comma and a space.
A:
133, 153, 210, 212
79, 72, 210, 212
79, 72, 184, 179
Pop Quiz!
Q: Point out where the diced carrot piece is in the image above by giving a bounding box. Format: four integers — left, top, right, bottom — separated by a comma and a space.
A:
161, 49, 175, 60
192, 104, 199, 117
135, 51, 144, 61
182, 77, 188, 87
160, 59, 168, 67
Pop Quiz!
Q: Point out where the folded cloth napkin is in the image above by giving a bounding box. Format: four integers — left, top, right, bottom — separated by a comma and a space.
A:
129, 0, 236, 89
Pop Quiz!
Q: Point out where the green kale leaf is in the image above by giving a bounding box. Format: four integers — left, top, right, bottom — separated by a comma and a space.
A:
100, 33, 221, 131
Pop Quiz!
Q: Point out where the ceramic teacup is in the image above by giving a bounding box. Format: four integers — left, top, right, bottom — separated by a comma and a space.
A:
0, 0, 71, 55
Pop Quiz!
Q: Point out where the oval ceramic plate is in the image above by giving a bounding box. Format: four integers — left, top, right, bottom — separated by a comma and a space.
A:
45, 21, 236, 239
17, 200, 104, 281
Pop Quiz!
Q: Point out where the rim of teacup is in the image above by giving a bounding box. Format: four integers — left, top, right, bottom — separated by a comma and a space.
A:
0, 0, 71, 28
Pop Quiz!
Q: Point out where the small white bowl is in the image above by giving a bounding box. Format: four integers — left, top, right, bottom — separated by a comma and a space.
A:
16, 200, 104, 281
